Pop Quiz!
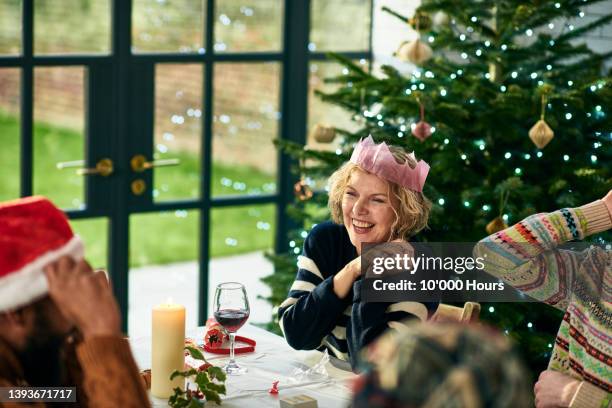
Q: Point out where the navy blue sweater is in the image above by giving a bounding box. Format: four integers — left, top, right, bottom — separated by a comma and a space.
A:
278, 221, 438, 370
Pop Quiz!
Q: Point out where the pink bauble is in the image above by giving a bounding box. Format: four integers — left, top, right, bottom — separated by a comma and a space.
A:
412, 121, 432, 141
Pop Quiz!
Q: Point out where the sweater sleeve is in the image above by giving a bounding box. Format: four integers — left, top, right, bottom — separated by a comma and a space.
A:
346, 279, 431, 370
75, 335, 151, 408
278, 226, 351, 350
474, 200, 612, 310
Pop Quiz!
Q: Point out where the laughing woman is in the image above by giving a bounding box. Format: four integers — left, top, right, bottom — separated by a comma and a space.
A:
278, 136, 437, 370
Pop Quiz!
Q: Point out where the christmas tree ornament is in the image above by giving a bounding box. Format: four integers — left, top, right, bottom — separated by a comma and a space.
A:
529, 94, 554, 149
432, 11, 449, 28
395, 16, 432, 65
311, 123, 336, 143
486, 216, 508, 234
409, 11, 432, 31
529, 120, 554, 149
489, 61, 502, 83
294, 179, 313, 201
486, 190, 510, 234
396, 39, 433, 65
514, 4, 536, 23
412, 99, 432, 142
294, 157, 313, 201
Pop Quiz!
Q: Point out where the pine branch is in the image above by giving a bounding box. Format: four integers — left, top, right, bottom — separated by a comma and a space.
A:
381, 6, 409, 23
557, 13, 612, 43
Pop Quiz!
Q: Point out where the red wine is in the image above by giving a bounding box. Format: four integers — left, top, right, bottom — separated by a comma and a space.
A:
214, 309, 249, 333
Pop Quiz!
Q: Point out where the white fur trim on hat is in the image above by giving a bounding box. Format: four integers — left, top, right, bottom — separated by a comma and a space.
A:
0, 235, 84, 312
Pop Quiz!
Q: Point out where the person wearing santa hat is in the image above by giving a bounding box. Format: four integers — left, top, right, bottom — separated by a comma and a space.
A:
0, 196, 150, 407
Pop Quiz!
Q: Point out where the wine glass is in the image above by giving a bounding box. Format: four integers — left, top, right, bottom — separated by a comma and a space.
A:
213, 282, 250, 375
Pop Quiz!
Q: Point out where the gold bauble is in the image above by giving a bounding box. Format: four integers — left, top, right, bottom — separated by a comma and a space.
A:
311, 123, 336, 143
528, 119, 554, 149
514, 4, 536, 22
294, 179, 313, 201
409, 11, 432, 31
486, 217, 508, 235
396, 39, 433, 65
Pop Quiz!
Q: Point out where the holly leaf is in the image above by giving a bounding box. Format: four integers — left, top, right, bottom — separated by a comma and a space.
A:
207, 366, 227, 382
202, 389, 222, 405
205, 383, 226, 395
170, 368, 197, 380
168, 387, 190, 408
185, 346, 206, 361
195, 371, 211, 390
186, 398, 204, 408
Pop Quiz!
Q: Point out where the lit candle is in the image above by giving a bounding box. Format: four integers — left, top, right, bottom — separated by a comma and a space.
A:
151, 299, 186, 398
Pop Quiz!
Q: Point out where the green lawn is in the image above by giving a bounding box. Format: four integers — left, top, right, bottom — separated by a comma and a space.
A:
0, 111, 276, 268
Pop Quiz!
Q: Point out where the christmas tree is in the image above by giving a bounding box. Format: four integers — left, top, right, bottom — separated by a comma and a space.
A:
263, 0, 611, 374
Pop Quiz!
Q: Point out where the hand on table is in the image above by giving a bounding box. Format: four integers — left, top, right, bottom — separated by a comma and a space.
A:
45, 256, 121, 339
534, 370, 580, 408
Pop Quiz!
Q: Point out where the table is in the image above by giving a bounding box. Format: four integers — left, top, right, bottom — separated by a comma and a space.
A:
130, 324, 357, 407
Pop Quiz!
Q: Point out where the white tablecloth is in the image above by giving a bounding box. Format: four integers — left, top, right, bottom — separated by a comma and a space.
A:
130, 324, 356, 407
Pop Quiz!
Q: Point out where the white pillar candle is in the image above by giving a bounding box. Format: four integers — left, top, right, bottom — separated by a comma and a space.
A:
151, 300, 186, 398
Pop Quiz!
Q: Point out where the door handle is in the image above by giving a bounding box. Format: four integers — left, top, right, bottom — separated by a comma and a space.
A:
130, 154, 180, 172
56, 158, 114, 177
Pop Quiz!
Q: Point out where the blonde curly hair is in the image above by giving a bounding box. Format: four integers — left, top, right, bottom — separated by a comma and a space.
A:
327, 146, 431, 240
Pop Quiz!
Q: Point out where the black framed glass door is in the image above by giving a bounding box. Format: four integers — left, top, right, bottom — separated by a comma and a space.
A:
0, 0, 373, 333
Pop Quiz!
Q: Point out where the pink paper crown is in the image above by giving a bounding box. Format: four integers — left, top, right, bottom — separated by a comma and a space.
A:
349, 136, 430, 192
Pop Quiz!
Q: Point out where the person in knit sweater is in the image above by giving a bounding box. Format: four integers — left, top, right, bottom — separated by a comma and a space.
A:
278, 136, 438, 370
352, 322, 533, 407
475, 190, 612, 408
0, 197, 150, 407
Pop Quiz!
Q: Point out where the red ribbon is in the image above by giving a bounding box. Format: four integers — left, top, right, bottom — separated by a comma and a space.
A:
203, 335, 256, 354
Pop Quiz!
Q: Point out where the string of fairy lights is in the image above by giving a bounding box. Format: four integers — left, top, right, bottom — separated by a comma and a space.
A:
330, 3, 609, 229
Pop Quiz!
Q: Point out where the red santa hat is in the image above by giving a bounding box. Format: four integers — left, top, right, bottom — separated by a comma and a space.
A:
0, 196, 83, 311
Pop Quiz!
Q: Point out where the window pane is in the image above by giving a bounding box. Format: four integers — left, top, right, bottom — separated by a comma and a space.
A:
129, 211, 199, 337
154, 64, 203, 202
213, 63, 279, 197
34, 0, 111, 54
0, 0, 21, 55
214, 0, 283, 52
130, 210, 199, 267
210, 204, 275, 257
310, 0, 371, 52
33, 67, 85, 210
133, 0, 205, 53
71, 217, 108, 271
0, 69, 20, 201
209, 205, 275, 324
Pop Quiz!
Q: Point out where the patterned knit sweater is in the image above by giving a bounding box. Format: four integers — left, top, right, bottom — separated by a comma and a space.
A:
475, 200, 611, 408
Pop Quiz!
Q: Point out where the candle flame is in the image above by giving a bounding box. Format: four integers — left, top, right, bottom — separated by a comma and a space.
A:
166, 297, 173, 305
